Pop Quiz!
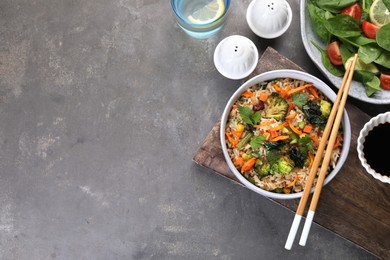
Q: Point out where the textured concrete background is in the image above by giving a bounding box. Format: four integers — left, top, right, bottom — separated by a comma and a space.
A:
0, 0, 383, 259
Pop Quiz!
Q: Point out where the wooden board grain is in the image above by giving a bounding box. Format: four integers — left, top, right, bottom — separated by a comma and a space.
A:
193, 47, 390, 259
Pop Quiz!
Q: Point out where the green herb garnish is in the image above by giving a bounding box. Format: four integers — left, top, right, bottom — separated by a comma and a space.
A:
237, 105, 261, 125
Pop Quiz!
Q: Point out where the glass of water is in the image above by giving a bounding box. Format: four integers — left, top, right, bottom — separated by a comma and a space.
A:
170, 0, 231, 39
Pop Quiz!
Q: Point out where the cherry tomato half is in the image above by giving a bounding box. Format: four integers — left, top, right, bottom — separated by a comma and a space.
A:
362, 21, 379, 39
327, 41, 343, 66
380, 73, 390, 90
340, 3, 362, 21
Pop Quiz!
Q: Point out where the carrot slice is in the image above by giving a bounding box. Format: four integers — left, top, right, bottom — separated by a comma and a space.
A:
270, 130, 279, 138
286, 175, 300, 187
242, 91, 254, 97
280, 86, 291, 98
234, 156, 244, 167
225, 132, 237, 147
333, 134, 341, 149
303, 124, 313, 133
241, 158, 257, 173
259, 92, 268, 102
287, 103, 294, 113
287, 83, 312, 96
270, 135, 290, 142
225, 131, 243, 148
307, 86, 319, 99
288, 121, 302, 135
310, 133, 319, 147
308, 151, 314, 168
270, 122, 288, 132
272, 83, 283, 92
285, 112, 297, 120
231, 130, 243, 139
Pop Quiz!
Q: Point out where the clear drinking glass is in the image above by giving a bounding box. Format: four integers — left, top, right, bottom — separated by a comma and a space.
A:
170, 0, 231, 39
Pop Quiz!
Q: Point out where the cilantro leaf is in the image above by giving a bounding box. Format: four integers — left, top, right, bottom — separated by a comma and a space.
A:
237, 105, 253, 125
237, 105, 261, 125
252, 111, 261, 125
298, 134, 313, 151
250, 135, 265, 150
292, 92, 309, 107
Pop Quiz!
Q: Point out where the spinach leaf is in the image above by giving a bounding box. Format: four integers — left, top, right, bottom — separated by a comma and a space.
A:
315, 0, 357, 13
364, 76, 381, 97
377, 23, 390, 52
344, 35, 376, 46
354, 71, 381, 96
324, 15, 361, 38
339, 37, 359, 54
374, 50, 390, 69
308, 2, 332, 40
358, 43, 382, 64
311, 40, 345, 77
339, 42, 353, 63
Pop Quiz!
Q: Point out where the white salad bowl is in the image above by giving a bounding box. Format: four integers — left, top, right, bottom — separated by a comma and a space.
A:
220, 69, 351, 199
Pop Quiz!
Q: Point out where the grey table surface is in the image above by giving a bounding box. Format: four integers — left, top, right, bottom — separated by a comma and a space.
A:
1, 0, 389, 259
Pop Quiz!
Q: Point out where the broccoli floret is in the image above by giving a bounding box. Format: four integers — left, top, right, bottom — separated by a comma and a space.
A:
270, 163, 279, 174
264, 92, 288, 121
320, 100, 332, 118
271, 156, 295, 175
257, 162, 271, 177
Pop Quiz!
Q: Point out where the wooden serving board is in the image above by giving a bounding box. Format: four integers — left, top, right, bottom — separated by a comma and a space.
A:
193, 47, 390, 259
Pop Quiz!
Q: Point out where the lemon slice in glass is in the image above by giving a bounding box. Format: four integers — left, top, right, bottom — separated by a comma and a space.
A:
369, 0, 390, 27
187, 0, 225, 25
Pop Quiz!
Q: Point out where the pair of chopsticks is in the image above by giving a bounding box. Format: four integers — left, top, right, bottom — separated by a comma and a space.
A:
285, 53, 358, 250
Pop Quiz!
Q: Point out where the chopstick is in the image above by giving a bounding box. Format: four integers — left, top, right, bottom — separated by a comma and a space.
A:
285, 53, 358, 250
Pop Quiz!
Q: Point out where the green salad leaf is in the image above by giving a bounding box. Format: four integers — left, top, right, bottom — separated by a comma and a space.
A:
377, 23, 390, 51
324, 15, 362, 38
316, 0, 357, 12
237, 105, 261, 125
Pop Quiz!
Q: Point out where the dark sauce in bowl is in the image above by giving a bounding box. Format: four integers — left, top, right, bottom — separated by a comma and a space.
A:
363, 123, 390, 176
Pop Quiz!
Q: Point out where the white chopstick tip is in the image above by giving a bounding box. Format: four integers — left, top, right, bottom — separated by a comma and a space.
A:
299, 210, 315, 246
285, 214, 302, 250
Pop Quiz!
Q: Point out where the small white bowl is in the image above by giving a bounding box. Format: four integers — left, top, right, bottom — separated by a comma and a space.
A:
220, 70, 351, 200
246, 0, 292, 39
357, 112, 390, 184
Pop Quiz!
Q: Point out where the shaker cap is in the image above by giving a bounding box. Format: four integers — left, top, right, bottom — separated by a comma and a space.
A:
246, 0, 292, 39
214, 35, 259, 80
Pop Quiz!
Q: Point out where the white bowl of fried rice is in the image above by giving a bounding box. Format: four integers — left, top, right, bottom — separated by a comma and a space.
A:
220, 70, 351, 199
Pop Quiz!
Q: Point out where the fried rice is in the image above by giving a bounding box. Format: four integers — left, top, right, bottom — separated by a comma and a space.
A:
224, 78, 342, 194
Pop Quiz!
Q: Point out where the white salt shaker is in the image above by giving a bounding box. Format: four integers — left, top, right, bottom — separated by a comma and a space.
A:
246, 0, 292, 39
